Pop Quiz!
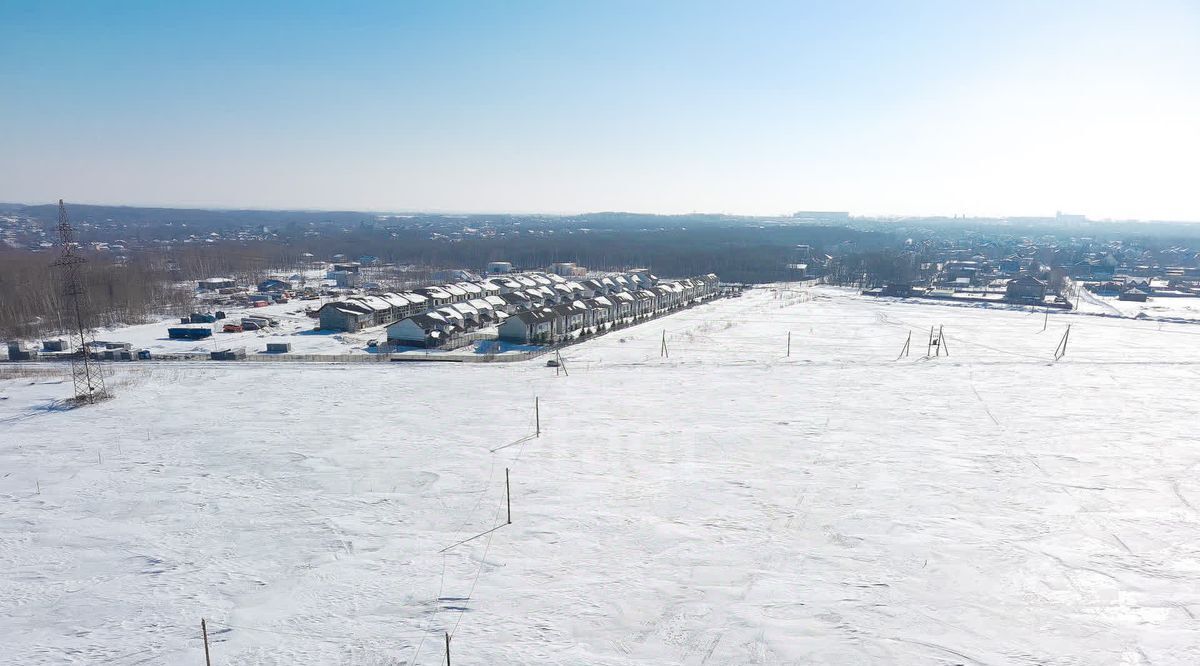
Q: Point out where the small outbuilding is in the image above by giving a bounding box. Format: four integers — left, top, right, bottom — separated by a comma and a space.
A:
1005, 274, 1048, 304
1119, 288, 1149, 302
258, 279, 292, 293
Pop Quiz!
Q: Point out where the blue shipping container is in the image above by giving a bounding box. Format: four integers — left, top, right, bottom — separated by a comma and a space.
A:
168, 327, 213, 339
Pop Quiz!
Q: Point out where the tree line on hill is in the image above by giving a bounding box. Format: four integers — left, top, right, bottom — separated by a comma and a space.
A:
0, 249, 194, 341
1, 222, 895, 340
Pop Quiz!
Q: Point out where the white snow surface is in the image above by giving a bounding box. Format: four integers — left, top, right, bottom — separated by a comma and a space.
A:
3, 285, 1200, 664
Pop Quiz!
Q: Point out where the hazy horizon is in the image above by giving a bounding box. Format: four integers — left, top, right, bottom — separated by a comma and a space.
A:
3, 1, 1198, 221
8, 199, 1200, 225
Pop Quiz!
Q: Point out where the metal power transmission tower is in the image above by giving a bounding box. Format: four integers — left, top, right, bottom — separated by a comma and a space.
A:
51, 199, 107, 403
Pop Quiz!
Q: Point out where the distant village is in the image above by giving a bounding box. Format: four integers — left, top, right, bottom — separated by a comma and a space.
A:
859, 234, 1200, 309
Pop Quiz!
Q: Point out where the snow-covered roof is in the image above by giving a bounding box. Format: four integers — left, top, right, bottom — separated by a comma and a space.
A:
379, 293, 411, 307
437, 307, 465, 323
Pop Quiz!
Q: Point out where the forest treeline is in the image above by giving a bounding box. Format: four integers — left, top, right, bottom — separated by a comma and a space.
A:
0, 249, 193, 340
1, 224, 896, 340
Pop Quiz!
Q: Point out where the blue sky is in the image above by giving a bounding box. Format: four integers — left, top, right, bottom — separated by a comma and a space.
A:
2, 1, 1198, 219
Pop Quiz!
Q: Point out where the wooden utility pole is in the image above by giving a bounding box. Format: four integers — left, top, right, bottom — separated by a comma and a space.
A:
201, 618, 211, 666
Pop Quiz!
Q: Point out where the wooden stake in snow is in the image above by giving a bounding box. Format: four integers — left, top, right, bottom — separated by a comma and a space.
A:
201, 618, 211, 666
926, 325, 935, 357
1043, 307, 1050, 332
445, 631, 452, 666
660, 330, 669, 358
787, 331, 791, 357
506, 468, 512, 525
535, 397, 540, 437
938, 325, 949, 357
897, 331, 911, 359
1054, 324, 1071, 360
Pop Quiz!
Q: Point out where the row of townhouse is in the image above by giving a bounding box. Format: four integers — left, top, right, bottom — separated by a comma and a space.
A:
318, 269, 664, 333
385, 274, 720, 347
316, 292, 430, 332
494, 275, 721, 345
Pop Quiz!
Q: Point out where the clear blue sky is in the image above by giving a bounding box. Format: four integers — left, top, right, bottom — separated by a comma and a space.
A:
2, 1, 1197, 220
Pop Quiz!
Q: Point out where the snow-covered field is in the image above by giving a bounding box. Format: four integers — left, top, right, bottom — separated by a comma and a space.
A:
3, 285, 1199, 664
1074, 286, 1200, 323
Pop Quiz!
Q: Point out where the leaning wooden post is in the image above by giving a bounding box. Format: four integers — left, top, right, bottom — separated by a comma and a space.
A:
1043, 307, 1049, 332
201, 618, 211, 666
786, 331, 791, 357
506, 468, 512, 525
926, 326, 935, 356
939, 325, 949, 356
445, 631, 452, 666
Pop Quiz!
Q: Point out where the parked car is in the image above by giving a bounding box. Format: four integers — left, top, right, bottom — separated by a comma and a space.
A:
241, 321, 262, 331
223, 324, 243, 333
